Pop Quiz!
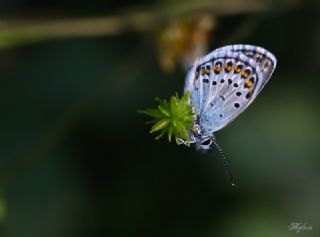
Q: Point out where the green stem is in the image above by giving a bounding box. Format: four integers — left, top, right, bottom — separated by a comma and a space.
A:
0, 0, 269, 49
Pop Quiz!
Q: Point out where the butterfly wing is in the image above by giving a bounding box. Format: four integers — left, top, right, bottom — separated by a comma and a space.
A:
214, 44, 276, 93
184, 44, 276, 135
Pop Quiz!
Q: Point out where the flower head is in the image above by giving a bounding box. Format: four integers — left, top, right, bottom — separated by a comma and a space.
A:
138, 91, 195, 143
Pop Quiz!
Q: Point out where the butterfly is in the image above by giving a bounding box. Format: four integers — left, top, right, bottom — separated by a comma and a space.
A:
177, 44, 277, 186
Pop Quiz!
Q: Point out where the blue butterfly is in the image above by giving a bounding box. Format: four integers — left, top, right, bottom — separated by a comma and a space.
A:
178, 44, 277, 185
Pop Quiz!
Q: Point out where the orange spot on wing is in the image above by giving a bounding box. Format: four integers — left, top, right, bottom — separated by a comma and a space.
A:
224, 65, 232, 72
235, 66, 242, 73
241, 71, 249, 78
244, 79, 254, 88
213, 66, 221, 73
200, 69, 210, 75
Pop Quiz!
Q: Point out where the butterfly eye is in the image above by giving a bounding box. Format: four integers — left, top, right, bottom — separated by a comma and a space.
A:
201, 139, 212, 146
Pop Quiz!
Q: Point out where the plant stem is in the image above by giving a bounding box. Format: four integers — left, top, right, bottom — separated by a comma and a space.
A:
0, 0, 270, 48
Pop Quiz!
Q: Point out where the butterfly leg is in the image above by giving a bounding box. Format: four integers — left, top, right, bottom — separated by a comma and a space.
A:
176, 134, 196, 146
176, 137, 185, 145
192, 124, 202, 135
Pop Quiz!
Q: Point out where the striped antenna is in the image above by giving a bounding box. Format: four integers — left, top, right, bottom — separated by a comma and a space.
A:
212, 139, 237, 186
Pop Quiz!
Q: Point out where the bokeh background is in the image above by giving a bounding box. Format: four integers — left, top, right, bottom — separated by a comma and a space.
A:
0, 0, 319, 236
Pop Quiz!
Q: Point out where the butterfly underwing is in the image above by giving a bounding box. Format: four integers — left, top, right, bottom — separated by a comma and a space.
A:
180, 44, 277, 185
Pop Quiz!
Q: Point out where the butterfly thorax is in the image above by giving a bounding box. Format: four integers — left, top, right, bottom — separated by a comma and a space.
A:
193, 122, 216, 153
177, 121, 215, 153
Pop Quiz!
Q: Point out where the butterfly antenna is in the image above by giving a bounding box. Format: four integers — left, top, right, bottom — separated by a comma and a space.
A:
212, 139, 237, 187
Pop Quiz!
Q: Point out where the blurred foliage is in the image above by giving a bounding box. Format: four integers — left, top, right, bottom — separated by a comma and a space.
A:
0, 194, 6, 222
157, 15, 215, 71
0, 0, 299, 49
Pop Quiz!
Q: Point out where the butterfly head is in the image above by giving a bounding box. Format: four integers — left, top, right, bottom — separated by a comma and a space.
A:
195, 136, 215, 153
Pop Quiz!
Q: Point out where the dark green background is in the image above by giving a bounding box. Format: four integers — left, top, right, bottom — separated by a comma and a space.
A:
0, 1, 319, 237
